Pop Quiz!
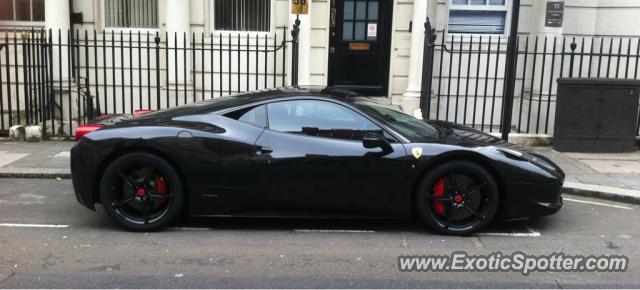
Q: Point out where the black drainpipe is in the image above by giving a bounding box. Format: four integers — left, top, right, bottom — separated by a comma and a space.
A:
500, 0, 521, 141
69, 0, 76, 80
69, 0, 85, 81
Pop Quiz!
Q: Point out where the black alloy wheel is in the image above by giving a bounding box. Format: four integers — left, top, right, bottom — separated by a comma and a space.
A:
100, 152, 184, 231
416, 160, 499, 236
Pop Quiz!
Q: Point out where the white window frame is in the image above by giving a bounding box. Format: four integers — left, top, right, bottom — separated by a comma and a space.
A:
210, 0, 276, 36
446, 0, 511, 38
100, 0, 160, 33
0, 0, 45, 27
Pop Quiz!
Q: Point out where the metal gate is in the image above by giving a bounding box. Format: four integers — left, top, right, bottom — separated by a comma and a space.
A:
419, 19, 640, 138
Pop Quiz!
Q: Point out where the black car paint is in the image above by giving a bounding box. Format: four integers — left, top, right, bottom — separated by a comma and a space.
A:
71, 87, 563, 221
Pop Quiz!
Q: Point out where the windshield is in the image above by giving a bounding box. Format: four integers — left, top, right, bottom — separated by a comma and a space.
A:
354, 99, 440, 142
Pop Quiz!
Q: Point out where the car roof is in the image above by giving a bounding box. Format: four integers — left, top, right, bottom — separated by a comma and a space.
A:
216, 86, 361, 105
138, 86, 364, 119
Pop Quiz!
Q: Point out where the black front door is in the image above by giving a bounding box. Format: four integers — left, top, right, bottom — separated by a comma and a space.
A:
328, 0, 393, 96
254, 99, 408, 215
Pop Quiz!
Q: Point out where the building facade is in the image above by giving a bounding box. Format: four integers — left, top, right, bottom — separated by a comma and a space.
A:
1, 0, 640, 136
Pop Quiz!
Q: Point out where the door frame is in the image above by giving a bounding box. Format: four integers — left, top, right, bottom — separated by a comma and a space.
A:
327, 0, 394, 96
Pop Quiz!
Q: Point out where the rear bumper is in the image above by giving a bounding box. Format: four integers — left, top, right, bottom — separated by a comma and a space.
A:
501, 180, 564, 220
70, 140, 98, 210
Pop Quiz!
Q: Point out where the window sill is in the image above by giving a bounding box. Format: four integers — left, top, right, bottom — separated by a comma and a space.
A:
211, 30, 275, 37
443, 33, 509, 44
102, 27, 161, 35
0, 21, 45, 28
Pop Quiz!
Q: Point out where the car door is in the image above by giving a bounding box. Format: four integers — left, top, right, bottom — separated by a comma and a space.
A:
254, 99, 408, 215
172, 112, 267, 214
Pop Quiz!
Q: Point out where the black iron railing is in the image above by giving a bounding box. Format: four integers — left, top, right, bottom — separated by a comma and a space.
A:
0, 27, 296, 137
3, 23, 639, 139
420, 21, 640, 137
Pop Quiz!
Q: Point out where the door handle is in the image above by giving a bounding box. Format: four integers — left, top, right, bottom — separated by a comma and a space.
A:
331, 8, 336, 28
256, 146, 273, 155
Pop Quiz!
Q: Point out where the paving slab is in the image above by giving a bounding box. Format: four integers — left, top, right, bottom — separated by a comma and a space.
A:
0, 141, 74, 179
535, 147, 640, 191
579, 159, 640, 174
0, 152, 29, 168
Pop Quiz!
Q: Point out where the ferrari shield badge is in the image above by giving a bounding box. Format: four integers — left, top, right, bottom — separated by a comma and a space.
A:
412, 147, 423, 159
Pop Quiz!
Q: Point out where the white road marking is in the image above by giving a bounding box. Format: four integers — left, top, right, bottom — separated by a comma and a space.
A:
53, 151, 70, 158
294, 229, 375, 233
167, 227, 212, 231
477, 232, 540, 237
522, 223, 542, 237
478, 222, 541, 237
0, 200, 45, 205
564, 197, 633, 210
0, 223, 68, 228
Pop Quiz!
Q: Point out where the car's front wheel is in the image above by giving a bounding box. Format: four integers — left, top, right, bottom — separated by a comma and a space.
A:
100, 152, 184, 231
416, 160, 499, 236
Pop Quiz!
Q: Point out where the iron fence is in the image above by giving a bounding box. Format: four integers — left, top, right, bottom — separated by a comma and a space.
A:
3, 22, 640, 139
0, 27, 294, 137
420, 21, 640, 137
0, 30, 50, 134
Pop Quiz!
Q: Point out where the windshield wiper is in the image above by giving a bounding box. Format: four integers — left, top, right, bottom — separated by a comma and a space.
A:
383, 114, 397, 122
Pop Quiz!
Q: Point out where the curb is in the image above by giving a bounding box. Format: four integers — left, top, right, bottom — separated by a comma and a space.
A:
0, 169, 71, 180
563, 181, 640, 205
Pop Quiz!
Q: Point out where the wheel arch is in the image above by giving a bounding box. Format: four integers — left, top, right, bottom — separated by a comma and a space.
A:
409, 151, 506, 216
92, 146, 190, 210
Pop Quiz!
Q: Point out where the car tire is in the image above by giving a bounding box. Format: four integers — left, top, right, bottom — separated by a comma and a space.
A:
415, 160, 499, 236
99, 152, 184, 232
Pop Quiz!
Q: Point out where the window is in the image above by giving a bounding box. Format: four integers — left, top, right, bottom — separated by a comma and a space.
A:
104, 0, 159, 29
0, 0, 45, 22
448, 0, 507, 34
225, 105, 268, 128
342, 0, 379, 41
214, 0, 271, 32
267, 100, 382, 141
354, 99, 440, 142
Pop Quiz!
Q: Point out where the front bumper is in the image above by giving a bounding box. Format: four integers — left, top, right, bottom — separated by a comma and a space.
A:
501, 180, 564, 220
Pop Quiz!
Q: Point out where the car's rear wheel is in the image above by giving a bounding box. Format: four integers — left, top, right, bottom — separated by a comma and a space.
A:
416, 160, 499, 236
99, 152, 184, 231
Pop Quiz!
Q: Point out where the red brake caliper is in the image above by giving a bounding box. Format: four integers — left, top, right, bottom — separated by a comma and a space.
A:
432, 178, 446, 216
156, 176, 167, 205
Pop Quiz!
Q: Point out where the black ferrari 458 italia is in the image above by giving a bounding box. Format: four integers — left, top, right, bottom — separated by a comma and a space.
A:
71, 86, 564, 235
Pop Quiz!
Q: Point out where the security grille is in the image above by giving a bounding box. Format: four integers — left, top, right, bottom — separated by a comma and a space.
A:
214, 0, 271, 32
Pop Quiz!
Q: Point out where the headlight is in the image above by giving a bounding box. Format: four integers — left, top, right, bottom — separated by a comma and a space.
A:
528, 154, 557, 172
497, 147, 557, 173
497, 147, 525, 159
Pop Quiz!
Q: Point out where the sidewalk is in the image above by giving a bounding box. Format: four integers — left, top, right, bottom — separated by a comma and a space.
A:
535, 148, 640, 204
0, 141, 72, 179
0, 141, 639, 204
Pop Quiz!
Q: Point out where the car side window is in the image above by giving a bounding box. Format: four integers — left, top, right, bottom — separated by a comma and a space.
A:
225, 105, 267, 128
266, 100, 384, 141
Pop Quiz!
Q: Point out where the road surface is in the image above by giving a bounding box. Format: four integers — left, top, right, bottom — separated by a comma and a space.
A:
0, 178, 638, 288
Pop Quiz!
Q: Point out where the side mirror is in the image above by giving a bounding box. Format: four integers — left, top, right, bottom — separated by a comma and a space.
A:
363, 133, 393, 154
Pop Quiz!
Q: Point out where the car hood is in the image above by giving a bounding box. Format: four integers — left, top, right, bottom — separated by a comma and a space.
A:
428, 120, 504, 146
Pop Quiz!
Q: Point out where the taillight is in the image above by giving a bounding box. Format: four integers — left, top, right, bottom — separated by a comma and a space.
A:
75, 124, 103, 140
134, 109, 153, 117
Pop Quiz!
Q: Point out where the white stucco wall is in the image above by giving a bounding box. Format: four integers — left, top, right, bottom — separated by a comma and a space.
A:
69, 0, 424, 100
